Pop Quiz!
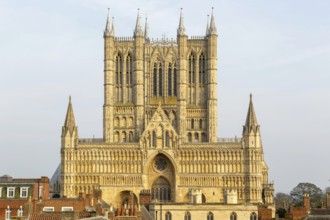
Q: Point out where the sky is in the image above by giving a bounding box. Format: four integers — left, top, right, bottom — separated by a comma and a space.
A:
0, 0, 329, 194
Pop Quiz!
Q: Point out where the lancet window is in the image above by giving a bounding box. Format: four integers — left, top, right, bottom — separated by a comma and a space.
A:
199, 53, 206, 84
188, 54, 195, 84
230, 212, 237, 220
115, 54, 122, 85
250, 213, 257, 220
173, 65, 177, 96
153, 63, 163, 96
165, 212, 172, 220
184, 212, 191, 220
126, 54, 133, 85
168, 63, 177, 97
207, 212, 214, 220
168, 64, 172, 96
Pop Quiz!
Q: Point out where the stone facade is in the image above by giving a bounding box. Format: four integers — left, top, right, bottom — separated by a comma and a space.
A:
59, 9, 274, 217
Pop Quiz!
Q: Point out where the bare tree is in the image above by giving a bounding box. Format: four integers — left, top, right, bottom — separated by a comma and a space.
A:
275, 192, 292, 209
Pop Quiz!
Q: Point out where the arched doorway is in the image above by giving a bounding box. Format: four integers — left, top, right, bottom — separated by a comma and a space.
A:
146, 153, 176, 202
151, 176, 171, 202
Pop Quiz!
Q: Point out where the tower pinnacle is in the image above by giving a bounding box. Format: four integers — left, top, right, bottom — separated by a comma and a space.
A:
145, 17, 150, 42
134, 9, 143, 37
206, 14, 210, 36
110, 17, 115, 37
177, 8, 186, 36
63, 96, 77, 136
209, 7, 217, 35
104, 8, 112, 37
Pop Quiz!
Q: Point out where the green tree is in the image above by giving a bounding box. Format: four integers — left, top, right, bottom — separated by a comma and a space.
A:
290, 182, 323, 208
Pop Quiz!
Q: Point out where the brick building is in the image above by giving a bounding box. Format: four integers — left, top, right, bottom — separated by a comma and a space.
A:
0, 175, 49, 219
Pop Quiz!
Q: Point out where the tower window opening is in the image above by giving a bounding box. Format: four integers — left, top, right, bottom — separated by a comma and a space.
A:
168, 64, 172, 96
173, 65, 177, 96
199, 53, 206, 84
188, 54, 195, 84
126, 54, 133, 85
159, 64, 163, 96
153, 64, 157, 96
115, 55, 122, 85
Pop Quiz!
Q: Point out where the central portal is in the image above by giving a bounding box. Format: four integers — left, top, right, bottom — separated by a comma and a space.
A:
147, 154, 176, 202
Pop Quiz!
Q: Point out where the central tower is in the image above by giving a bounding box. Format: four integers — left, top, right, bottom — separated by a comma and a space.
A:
103, 9, 218, 144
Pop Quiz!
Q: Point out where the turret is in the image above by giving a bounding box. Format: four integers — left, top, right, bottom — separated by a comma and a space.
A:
61, 96, 78, 149
103, 9, 115, 142
242, 94, 264, 203
242, 94, 262, 149
206, 7, 218, 142
133, 9, 145, 140
177, 8, 188, 143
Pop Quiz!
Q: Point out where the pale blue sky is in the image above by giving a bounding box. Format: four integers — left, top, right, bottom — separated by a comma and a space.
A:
0, 0, 329, 193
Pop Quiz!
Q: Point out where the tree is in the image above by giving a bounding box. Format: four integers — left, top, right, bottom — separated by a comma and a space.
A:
290, 182, 323, 208
275, 192, 292, 209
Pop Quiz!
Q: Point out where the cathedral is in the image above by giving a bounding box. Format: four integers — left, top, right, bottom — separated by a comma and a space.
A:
57, 8, 274, 219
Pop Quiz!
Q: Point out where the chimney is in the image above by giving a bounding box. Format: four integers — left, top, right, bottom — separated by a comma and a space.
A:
303, 194, 310, 211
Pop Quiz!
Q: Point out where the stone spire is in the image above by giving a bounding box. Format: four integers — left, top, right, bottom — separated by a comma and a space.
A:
63, 96, 77, 135
134, 9, 143, 37
243, 94, 259, 135
177, 8, 186, 36
110, 17, 115, 37
209, 7, 217, 35
104, 8, 112, 37
144, 17, 150, 42
206, 14, 210, 36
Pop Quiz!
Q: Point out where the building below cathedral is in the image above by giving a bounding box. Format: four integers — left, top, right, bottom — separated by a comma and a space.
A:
52, 8, 275, 220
